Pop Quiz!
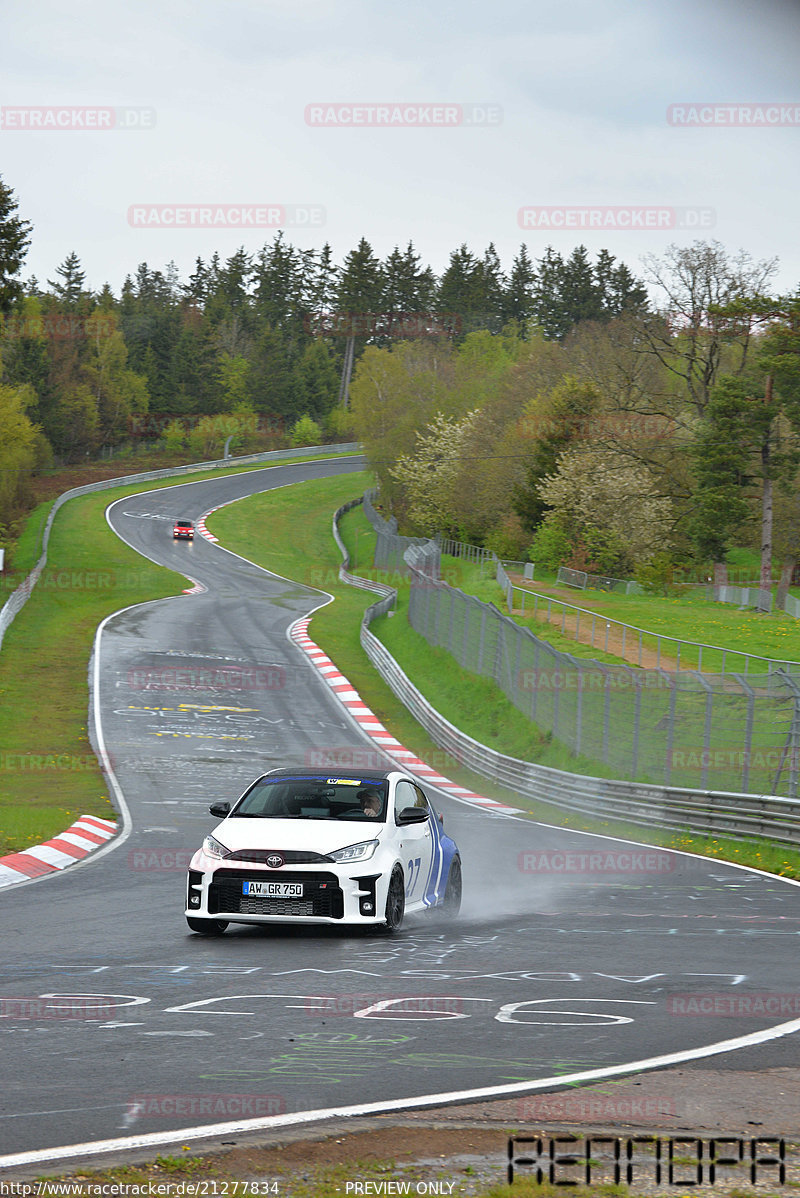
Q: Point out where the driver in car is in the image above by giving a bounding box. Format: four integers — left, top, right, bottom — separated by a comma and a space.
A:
358, 788, 382, 818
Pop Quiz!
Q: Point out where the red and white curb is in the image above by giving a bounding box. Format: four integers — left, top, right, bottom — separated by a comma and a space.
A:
179, 508, 220, 593
0, 814, 118, 889
196, 508, 220, 543
289, 618, 521, 814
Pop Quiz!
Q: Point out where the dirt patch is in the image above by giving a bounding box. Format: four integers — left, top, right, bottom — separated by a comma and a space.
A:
507, 573, 683, 672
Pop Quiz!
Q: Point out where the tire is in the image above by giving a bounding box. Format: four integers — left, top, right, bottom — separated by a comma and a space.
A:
383, 867, 405, 932
441, 856, 462, 917
186, 916, 228, 935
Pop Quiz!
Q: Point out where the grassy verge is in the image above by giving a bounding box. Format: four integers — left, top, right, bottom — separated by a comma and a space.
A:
0, 453, 361, 855
208, 482, 800, 883
0, 490, 188, 855
461, 561, 800, 672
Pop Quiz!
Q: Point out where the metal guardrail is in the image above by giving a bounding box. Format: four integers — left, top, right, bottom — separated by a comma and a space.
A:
334, 497, 800, 847
0, 442, 360, 652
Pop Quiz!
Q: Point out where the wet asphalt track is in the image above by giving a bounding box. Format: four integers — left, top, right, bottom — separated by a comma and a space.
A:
1, 455, 800, 1164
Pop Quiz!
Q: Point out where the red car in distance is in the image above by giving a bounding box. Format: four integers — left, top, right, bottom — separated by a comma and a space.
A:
173, 519, 194, 540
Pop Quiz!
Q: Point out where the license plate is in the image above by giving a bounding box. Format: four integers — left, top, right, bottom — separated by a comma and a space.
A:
243, 881, 303, 898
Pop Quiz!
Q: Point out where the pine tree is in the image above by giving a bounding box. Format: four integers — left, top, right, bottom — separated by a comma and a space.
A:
503, 244, 537, 329
47, 252, 86, 308
336, 238, 385, 330
0, 176, 33, 315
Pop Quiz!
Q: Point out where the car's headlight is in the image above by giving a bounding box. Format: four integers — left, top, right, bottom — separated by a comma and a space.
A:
202, 835, 230, 859
329, 839, 379, 864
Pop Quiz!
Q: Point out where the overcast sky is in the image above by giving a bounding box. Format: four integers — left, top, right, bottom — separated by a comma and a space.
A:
2, 0, 799, 296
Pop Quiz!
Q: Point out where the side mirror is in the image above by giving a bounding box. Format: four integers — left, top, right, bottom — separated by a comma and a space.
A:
209, 802, 231, 818
397, 806, 429, 825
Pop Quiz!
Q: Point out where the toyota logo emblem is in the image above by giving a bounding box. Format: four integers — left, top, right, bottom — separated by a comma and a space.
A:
266, 853, 284, 870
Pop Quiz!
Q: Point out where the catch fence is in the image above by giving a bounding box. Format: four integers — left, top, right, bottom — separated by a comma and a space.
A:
361, 494, 800, 799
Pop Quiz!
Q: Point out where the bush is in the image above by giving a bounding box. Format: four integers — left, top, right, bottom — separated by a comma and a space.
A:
289, 415, 323, 447
485, 512, 530, 560
529, 516, 572, 571
160, 419, 186, 454
323, 407, 354, 441
635, 552, 684, 596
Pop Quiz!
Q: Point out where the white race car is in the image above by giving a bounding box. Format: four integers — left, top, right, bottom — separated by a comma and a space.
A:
185, 768, 462, 934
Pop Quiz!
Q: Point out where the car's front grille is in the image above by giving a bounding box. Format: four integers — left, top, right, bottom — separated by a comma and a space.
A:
209, 870, 343, 918
239, 897, 315, 916
227, 849, 332, 864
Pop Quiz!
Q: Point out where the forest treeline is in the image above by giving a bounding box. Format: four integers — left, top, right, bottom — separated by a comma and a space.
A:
1, 173, 799, 592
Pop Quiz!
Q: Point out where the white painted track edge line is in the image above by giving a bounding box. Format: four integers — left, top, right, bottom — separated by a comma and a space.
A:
3, 1015, 800, 1171
0, 459, 362, 893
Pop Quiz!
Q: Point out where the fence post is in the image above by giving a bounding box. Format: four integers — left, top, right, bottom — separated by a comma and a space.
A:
602, 665, 612, 763
574, 655, 583, 756
775, 671, 800, 799
630, 668, 642, 776
478, 605, 488, 674
660, 669, 678, 786
692, 671, 714, 791
733, 674, 755, 795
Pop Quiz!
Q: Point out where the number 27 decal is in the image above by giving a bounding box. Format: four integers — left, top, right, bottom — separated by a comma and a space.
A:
406, 857, 422, 894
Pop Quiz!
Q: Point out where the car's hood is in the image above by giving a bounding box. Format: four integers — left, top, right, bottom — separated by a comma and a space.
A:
212, 817, 383, 856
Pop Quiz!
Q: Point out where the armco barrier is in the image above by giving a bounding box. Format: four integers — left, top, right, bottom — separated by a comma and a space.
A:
335, 496, 800, 847
0, 443, 359, 652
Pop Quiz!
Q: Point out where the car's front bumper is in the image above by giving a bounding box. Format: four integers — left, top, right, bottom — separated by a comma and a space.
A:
186, 863, 386, 925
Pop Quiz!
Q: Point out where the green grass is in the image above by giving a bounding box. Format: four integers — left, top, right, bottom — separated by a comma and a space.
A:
208, 481, 800, 883
0, 452, 362, 854
465, 565, 800, 673
0, 489, 188, 846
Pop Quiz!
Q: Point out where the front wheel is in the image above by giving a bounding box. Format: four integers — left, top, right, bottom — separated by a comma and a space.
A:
441, 856, 462, 917
186, 916, 228, 935
383, 868, 405, 932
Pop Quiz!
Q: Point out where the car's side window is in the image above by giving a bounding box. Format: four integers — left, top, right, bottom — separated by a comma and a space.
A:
411, 784, 429, 810
394, 780, 417, 824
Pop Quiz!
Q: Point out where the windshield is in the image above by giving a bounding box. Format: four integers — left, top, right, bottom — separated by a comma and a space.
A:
234, 776, 388, 822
